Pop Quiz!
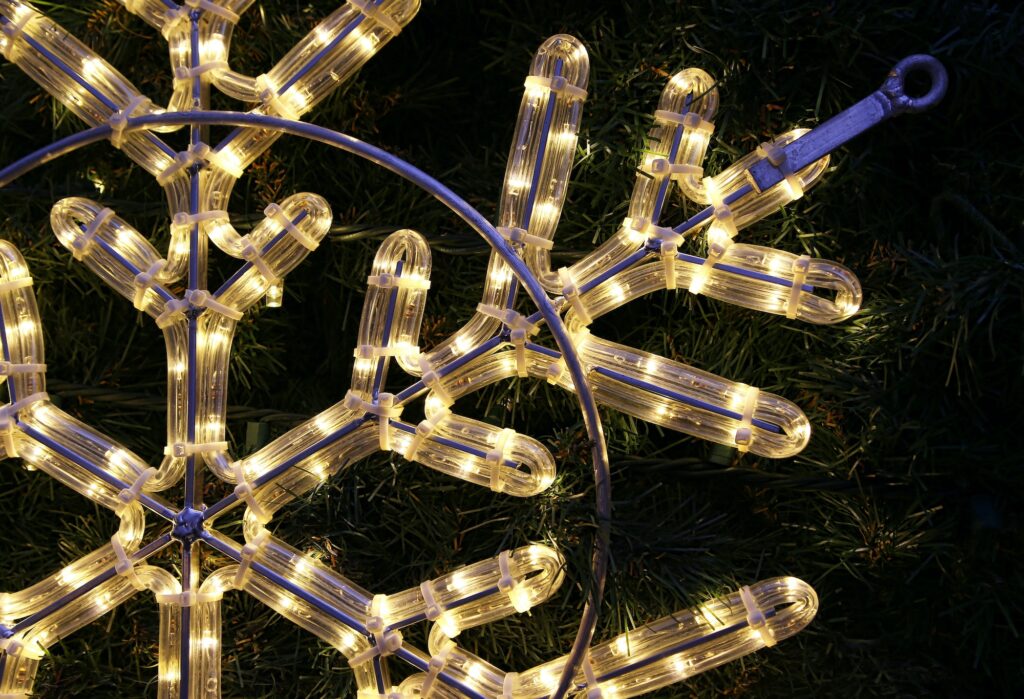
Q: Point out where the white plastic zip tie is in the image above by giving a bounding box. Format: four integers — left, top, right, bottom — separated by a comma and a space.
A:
172, 209, 228, 228
71, 207, 115, 260
0, 361, 46, 377
545, 356, 566, 385
0, 277, 32, 294
343, 391, 401, 450
238, 236, 279, 285
557, 266, 592, 325
405, 407, 449, 462
184, 289, 244, 320
0, 392, 48, 457
501, 672, 520, 699
786, 255, 811, 319
110, 531, 147, 590
264, 203, 317, 250
353, 342, 420, 361
524, 74, 587, 101
366, 271, 431, 290
173, 61, 228, 83
0, 9, 33, 61
182, 0, 239, 22
486, 427, 515, 493
704, 177, 738, 237
232, 463, 270, 524
733, 383, 759, 452
646, 157, 703, 181
583, 652, 604, 698
756, 139, 804, 199
418, 354, 453, 409
349, 0, 403, 36
739, 584, 776, 647
498, 225, 555, 251
232, 527, 271, 589
630, 217, 685, 291
108, 95, 150, 149
496, 550, 531, 612
654, 109, 714, 133
156, 142, 210, 186
165, 441, 229, 458
0, 635, 27, 658
477, 304, 538, 377
419, 637, 455, 698
114, 466, 157, 513
349, 594, 403, 666
419, 580, 445, 621
254, 74, 302, 121
132, 260, 167, 310
155, 588, 222, 607
154, 298, 189, 329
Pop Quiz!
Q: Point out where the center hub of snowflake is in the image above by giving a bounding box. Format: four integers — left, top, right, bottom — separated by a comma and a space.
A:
171, 507, 205, 544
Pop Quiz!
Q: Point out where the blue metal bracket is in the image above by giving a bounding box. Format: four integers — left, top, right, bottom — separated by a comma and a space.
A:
747, 55, 948, 192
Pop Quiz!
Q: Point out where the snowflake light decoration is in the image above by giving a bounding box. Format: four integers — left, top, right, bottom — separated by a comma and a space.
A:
0, 1, 947, 697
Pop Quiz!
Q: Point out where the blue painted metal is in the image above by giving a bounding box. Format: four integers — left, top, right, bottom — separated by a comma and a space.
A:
748, 55, 947, 192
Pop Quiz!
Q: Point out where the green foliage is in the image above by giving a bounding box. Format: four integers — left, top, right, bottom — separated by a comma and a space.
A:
1, 0, 1021, 696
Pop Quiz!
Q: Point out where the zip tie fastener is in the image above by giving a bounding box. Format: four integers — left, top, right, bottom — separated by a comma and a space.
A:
185, 289, 243, 320
0, 361, 46, 378
255, 74, 302, 121
417, 354, 453, 409
343, 391, 401, 451
0, 9, 34, 61
785, 255, 810, 319
156, 142, 211, 186
353, 342, 420, 361
733, 384, 759, 452
237, 237, 279, 285
524, 74, 587, 101
545, 356, 566, 385
703, 177, 738, 238
264, 203, 317, 250
72, 208, 115, 260
419, 580, 446, 622
498, 226, 554, 251
366, 271, 431, 290
739, 584, 776, 646
349, 0, 403, 36
166, 0, 240, 23
132, 260, 167, 310
485, 428, 516, 493
172, 209, 228, 229
477, 304, 538, 377
232, 527, 271, 589
154, 298, 189, 328
0, 277, 32, 294
110, 531, 147, 591
115, 467, 157, 513
583, 652, 604, 698
646, 157, 703, 182
173, 60, 228, 83
165, 441, 228, 459
630, 217, 685, 290
654, 109, 714, 133
558, 267, 592, 325
420, 637, 456, 698
501, 672, 520, 699
232, 463, 270, 524
756, 139, 804, 199
497, 550, 531, 612
108, 95, 150, 149
349, 594, 403, 666
0, 392, 48, 457
405, 407, 449, 463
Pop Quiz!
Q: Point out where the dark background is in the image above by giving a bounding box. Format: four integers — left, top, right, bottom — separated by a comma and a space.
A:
1, 0, 1021, 696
